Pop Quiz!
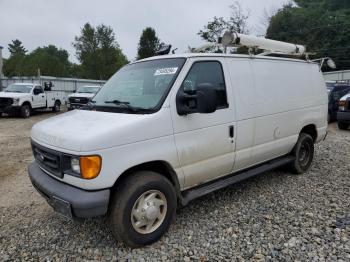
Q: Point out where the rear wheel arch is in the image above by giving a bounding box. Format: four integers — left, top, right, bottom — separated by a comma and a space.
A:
300, 124, 317, 143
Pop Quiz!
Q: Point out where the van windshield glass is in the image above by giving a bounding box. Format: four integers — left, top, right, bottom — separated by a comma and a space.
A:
91, 58, 185, 113
5, 84, 32, 93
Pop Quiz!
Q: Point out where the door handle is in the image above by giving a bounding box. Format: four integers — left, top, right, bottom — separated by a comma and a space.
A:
229, 125, 234, 138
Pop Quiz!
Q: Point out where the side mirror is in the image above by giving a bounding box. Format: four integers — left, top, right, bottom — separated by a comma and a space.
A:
33, 89, 40, 95
176, 83, 217, 115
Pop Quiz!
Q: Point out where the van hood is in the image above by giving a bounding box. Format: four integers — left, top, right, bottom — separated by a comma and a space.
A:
0, 92, 30, 98
68, 93, 95, 99
31, 109, 172, 152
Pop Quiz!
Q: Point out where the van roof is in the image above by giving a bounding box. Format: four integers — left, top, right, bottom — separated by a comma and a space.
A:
136, 53, 317, 65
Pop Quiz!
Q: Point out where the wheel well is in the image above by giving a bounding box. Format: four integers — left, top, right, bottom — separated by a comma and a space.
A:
111, 161, 181, 198
22, 101, 31, 108
300, 124, 317, 142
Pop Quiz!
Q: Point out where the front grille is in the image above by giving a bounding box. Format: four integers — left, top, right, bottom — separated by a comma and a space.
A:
31, 142, 62, 178
69, 97, 89, 105
0, 97, 13, 107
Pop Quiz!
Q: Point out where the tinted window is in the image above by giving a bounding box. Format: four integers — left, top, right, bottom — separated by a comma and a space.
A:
34, 86, 43, 94
182, 61, 228, 108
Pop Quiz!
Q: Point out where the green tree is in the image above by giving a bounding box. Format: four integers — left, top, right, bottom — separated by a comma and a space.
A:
4, 40, 27, 77
8, 39, 27, 56
21, 45, 71, 77
137, 27, 160, 60
198, 1, 249, 43
266, 2, 350, 70
73, 23, 128, 80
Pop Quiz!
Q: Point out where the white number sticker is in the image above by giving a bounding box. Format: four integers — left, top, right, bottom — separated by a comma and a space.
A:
154, 67, 178, 76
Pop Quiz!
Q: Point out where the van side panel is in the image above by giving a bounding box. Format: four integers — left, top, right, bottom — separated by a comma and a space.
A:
226, 58, 256, 172
250, 59, 327, 164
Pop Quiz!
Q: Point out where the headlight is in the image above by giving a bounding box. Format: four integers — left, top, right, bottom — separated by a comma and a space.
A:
70, 155, 101, 179
12, 98, 20, 105
71, 157, 80, 173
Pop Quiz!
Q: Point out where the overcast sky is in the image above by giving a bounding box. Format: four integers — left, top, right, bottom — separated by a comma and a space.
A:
0, 0, 290, 62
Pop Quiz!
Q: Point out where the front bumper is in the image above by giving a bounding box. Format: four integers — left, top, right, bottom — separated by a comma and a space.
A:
0, 105, 20, 113
28, 161, 110, 218
337, 111, 350, 123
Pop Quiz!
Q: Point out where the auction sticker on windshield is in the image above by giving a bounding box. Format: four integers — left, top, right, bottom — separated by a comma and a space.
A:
154, 67, 178, 76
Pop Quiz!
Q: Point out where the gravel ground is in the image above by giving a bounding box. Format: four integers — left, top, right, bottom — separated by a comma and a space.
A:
0, 111, 349, 261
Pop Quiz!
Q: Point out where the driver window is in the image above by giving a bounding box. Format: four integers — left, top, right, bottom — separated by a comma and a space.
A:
181, 61, 228, 108
34, 86, 43, 94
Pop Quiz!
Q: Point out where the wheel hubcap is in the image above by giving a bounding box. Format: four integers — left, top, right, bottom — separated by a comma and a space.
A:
131, 190, 167, 234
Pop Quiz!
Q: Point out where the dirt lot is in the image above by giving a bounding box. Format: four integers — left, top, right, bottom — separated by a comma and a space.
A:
0, 111, 349, 261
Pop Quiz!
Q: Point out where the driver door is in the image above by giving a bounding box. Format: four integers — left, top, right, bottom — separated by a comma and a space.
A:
170, 58, 236, 189
32, 86, 46, 108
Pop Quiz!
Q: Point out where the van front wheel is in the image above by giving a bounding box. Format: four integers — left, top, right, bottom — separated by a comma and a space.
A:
289, 133, 314, 174
108, 171, 177, 247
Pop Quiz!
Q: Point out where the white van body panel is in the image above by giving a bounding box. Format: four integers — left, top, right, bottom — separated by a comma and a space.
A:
169, 57, 236, 188
30, 53, 327, 192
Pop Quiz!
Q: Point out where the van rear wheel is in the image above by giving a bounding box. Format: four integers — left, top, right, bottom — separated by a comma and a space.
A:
289, 133, 314, 174
108, 171, 177, 247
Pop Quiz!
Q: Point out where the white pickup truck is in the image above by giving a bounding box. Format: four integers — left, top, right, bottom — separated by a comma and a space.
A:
67, 85, 101, 110
0, 83, 65, 118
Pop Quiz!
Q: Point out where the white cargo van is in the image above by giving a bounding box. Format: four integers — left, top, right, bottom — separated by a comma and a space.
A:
28, 47, 327, 246
0, 83, 64, 118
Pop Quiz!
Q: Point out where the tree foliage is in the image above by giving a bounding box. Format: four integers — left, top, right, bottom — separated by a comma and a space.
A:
73, 23, 128, 80
198, 1, 249, 44
266, 1, 350, 70
8, 39, 27, 56
4, 43, 72, 77
137, 27, 160, 60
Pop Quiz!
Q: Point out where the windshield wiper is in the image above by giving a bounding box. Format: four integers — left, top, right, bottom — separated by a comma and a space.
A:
104, 100, 138, 112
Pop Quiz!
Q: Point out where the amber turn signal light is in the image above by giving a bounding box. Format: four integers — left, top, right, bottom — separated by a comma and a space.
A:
80, 156, 102, 179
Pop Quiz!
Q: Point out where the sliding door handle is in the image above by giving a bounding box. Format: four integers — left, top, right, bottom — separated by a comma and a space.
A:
229, 125, 234, 138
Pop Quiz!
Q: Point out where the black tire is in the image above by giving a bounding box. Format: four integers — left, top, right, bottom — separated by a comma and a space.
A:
20, 105, 31, 118
0, 112, 2, 117
289, 133, 314, 174
108, 171, 177, 247
52, 101, 61, 112
338, 122, 349, 130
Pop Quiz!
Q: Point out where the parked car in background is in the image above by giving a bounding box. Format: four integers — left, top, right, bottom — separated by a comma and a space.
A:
0, 83, 64, 118
337, 92, 350, 130
326, 82, 350, 122
67, 85, 101, 110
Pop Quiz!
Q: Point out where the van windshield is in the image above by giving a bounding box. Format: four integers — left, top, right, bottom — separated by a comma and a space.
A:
91, 58, 186, 113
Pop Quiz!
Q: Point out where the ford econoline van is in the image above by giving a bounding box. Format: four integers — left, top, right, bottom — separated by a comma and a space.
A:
28, 53, 327, 247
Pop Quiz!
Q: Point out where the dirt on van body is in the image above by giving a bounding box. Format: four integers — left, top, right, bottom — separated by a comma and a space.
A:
0, 110, 349, 261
